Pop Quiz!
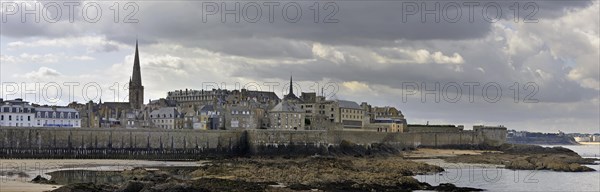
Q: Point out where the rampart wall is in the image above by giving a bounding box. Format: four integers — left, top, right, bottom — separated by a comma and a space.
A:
0, 127, 506, 159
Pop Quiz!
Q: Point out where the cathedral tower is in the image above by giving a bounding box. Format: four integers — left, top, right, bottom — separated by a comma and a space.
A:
129, 40, 144, 109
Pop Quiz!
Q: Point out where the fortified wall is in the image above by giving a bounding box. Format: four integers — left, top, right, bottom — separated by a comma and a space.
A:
0, 127, 506, 159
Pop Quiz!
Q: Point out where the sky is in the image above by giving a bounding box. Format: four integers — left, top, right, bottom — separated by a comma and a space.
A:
0, 0, 598, 133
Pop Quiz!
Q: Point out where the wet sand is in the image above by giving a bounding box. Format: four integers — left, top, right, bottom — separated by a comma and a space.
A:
0, 180, 59, 192
0, 159, 204, 192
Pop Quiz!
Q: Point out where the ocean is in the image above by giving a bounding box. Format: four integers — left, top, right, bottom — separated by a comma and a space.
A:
415, 145, 600, 191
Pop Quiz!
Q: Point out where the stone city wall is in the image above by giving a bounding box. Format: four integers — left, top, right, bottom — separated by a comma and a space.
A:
0, 127, 506, 159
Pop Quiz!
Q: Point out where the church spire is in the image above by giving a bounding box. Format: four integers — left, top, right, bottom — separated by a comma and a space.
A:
129, 39, 144, 110
283, 74, 299, 101
289, 75, 293, 95
131, 39, 142, 86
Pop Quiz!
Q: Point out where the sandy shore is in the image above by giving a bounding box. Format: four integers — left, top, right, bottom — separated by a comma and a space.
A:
0, 159, 203, 192
403, 148, 500, 158
0, 180, 59, 192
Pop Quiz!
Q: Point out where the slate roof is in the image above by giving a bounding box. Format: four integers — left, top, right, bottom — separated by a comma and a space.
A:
270, 100, 303, 113
150, 107, 181, 119
336, 100, 361, 109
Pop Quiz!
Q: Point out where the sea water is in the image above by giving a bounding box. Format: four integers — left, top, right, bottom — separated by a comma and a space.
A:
415, 145, 600, 191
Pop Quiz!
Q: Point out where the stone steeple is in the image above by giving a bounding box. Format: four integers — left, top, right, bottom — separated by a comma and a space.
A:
131, 40, 142, 87
129, 39, 144, 109
289, 75, 293, 96
283, 75, 299, 101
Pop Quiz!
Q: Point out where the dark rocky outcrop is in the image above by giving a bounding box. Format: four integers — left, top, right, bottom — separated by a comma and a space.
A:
427, 183, 484, 191
442, 144, 596, 172
52, 156, 480, 192
31, 175, 56, 184
190, 156, 448, 191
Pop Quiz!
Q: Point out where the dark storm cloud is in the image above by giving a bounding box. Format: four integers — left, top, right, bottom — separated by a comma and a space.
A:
1, 1, 592, 51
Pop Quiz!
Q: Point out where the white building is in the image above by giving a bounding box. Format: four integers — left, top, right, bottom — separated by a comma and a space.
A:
34, 107, 81, 128
0, 98, 36, 127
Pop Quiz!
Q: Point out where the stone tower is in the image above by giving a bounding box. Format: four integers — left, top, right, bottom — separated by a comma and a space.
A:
129, 40, 144, 109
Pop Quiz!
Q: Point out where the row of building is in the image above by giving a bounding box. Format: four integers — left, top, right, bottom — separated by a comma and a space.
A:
0, 81, 408, 132
1, 40, 410, 132
0, 98, 81, 128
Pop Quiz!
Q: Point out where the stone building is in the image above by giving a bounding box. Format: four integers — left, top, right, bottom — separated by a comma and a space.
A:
166, 89, 229, 109
364, 118, 405, 132
149, 107, 184, 129
269, 100, 305, 130
267, 76, 305, 130
372, 106, 405, 122
82, 101, 101, 128
98, 101, 130, 128
299, 92, 337, 130
336, 100, 365, 130
196, 105, 221, 130
224, 104, 258, 130
147, 98, 177, 111
166, 88, 279, 111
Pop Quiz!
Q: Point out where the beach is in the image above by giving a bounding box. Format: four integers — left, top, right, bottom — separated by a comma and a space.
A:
0, 159, 204, 192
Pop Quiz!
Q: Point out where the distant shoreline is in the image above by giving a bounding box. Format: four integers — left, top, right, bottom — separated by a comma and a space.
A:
578, 142, 600, 145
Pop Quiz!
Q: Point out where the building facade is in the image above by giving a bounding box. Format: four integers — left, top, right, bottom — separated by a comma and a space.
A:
149, 107, 183, 129
0, 99, 36, 127
269, 100, 305, 130
365, 118, 405, 132
34, 107, 81, 128
336, 100, 365, 130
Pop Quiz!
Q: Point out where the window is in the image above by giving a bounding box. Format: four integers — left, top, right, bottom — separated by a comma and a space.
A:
27, 116, 30, 121
0, 115, 2, 120
9, 115, 11, 121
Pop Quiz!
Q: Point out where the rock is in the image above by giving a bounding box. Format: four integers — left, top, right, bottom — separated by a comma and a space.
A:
444, 144, 596, 172
116, 181, 151, 192
31, 175, 56, 184
191, 157, 447, 191
141, 171, 172, 183
139, 182, 206, 192
429, 183, 484, 191
51, 183, 116, 192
